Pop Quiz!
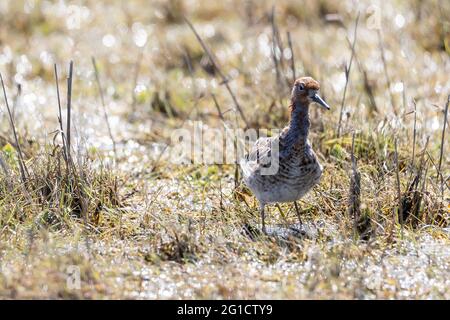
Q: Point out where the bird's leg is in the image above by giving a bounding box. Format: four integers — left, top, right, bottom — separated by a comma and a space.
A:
294, 201, 303, 226
260, 203, 267, 234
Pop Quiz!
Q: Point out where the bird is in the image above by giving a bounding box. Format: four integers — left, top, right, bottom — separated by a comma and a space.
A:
240, 76, 330, 234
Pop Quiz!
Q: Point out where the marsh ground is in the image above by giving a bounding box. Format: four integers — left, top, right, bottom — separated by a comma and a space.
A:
0, 0, 449, 299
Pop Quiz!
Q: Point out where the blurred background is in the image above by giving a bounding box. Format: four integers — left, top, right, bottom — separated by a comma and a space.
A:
0, 0, 449, 152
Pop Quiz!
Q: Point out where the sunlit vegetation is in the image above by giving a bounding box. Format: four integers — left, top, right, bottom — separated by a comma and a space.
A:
0, 0, 448, 299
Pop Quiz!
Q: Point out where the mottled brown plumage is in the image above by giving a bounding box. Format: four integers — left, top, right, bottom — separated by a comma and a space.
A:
240, 77, 330, 233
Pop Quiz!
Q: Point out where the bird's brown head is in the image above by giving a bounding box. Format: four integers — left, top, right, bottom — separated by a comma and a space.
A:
290, 76, 330, 111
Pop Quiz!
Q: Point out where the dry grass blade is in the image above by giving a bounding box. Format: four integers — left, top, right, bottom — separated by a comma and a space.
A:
349, 132, 360, 211
183, 51, 200, 117
92, 57, 118, 162
437, 95, 449, 193
212, 93, 240, 188
0, 72, 28, 184
270, 6, 281, 88
184, 16, 249, 128
131, 46, 145, 112
270, 7, 290, 87
343, 32, 378, 117
287, 31, 296, 82
66, 61, 74, 158
54, 64, 68, 166
401, 167, 425, 226
348, 131, 370, 240
426, 150, 450, 191
402, 136, 429, 226
337, 12, 360, 137
211, 93, 224, 121
394, 138, 404, 238
377, 30, 397, 116
11, 83, 21, 122
412, 99, 417, 168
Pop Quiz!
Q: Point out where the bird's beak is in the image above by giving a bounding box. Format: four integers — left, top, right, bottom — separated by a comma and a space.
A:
312, 93, 331, 110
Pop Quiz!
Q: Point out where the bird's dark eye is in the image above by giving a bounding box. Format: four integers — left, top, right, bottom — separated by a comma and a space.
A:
298, 83, 305, 90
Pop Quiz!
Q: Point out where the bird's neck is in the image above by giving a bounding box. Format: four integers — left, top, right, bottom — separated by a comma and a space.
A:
287, 100, 310, 145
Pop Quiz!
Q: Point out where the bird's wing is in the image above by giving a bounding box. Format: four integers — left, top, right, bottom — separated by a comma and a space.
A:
240, 137, 270, 179
245, 129, 294, 161
240, 135, 290, 179
244, 136, 274, 163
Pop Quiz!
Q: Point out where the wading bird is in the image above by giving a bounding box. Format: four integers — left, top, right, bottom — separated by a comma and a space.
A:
240, 77, 330, 234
